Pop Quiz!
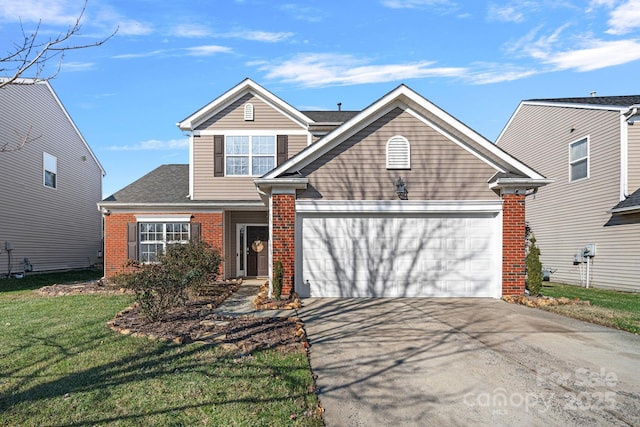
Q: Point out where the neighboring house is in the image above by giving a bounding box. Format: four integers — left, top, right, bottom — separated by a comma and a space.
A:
497, 95, 640, 292
0, 79, 105, 277
99, 79, 549, 298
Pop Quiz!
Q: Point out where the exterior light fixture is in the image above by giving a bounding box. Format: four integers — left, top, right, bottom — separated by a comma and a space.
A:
395, 176, 408, 200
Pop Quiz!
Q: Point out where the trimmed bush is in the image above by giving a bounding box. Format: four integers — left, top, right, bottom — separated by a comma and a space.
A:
114, 241, 222, 321
273, 261, 283, 301
526, 235, 543, 296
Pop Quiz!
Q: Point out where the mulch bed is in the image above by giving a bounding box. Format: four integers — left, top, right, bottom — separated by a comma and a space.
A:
38, 280, 308, 354
503, 294, 591, 308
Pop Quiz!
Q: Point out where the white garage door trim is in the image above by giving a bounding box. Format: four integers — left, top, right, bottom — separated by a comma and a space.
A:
295, 200, 503, 298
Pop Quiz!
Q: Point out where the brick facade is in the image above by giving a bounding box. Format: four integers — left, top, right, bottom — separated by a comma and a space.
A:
271, 193, 296, 297
501, 193, 526, 296
103, 212, 224, 279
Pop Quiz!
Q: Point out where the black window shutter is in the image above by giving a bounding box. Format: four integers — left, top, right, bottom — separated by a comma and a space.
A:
277, 135, 288, 166
214, 135, 224, 177
191, 223, 201, 242
127, 223, 138, 261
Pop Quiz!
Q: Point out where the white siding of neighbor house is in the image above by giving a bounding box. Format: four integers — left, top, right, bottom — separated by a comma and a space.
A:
0, 82, 103, 276
192, 93, 309, 200
498, 103, 640, 292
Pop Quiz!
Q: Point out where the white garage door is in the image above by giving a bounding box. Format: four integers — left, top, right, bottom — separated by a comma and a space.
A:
299, 213, 500, 298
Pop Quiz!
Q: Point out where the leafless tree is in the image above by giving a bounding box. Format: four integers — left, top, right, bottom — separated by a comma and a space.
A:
0, 0, 117, 90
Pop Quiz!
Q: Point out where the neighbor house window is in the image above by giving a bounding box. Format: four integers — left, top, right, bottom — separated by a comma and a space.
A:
570, 137, 589, 181
386, 135, 411, 169
225, 135, 275, 176
43, 152, 57, 188
139, 223, 190, 262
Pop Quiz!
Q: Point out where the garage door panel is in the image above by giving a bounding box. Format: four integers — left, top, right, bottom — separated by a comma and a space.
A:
301, 213, 499, 298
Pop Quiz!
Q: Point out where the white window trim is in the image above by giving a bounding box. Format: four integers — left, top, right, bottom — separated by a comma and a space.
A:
569, 136, 589, 182
225, 134, 276, 177
138, 221, 191, 263
43, 152, 57, 189
386, 135, 411, 169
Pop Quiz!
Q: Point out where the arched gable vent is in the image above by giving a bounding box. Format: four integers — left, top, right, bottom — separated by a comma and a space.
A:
244, 103, 254, 121
386, 135, 411, 169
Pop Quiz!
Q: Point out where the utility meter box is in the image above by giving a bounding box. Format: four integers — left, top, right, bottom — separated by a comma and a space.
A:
5, 241, 14, 251
581, 243, 596, 257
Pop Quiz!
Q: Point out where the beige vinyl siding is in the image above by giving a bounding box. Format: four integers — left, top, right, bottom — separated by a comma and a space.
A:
192, 94, 310, 200
628, 124, 640, 191
0, 83, 103, 275
224, 210, 268, 278
192, 135, 261, 200
498, 104, 640, 292
197, 93, 303, 130
299, 108, 499, 201
192, 133, 309, 200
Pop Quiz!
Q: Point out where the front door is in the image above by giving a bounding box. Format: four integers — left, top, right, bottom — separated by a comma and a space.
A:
246, 226, 269, 277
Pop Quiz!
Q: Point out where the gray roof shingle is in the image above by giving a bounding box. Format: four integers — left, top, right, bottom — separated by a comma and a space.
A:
303, 110, 359, 123
612, 187, 640, 211
527, 95, 640, 107
103, 164, 190, 203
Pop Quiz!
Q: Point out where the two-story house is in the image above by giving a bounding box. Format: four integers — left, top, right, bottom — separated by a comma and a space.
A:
99, 79, 550, 298
0, 79, 105, 277
497, 95, 640, 292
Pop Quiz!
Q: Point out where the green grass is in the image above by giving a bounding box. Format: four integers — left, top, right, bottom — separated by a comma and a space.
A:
0, 269, 103, 294
542, 282, 640, 334
0, 277, 322, 426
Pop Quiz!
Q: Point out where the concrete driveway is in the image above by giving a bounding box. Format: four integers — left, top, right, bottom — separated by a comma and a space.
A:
298, 298, 640, 426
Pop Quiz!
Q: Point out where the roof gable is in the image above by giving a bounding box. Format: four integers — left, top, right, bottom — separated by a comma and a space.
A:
177, 78, 313, 131
263, 84, 545, 181
0, 78, 105, 176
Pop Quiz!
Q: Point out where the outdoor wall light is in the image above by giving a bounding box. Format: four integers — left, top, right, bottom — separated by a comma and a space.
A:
395, 176, 408, 200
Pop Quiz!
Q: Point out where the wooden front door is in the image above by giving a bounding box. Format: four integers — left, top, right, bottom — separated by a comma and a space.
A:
247, 226, 269, 277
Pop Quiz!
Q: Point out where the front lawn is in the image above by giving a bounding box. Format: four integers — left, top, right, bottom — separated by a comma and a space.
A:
0, 276, 322, 426
541, 283, 640, 334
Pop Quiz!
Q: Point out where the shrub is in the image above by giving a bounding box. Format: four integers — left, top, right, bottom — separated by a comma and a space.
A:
526, 235, 543, 296
115, 241, 222, 321
273, 261, 283, 300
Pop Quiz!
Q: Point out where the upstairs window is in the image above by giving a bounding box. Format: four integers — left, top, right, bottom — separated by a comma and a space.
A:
43, 152, 57, 188
386, 135, 411, 169
570, 137, 589, 181
244, 103, 254, 121
225, 135, 275, 176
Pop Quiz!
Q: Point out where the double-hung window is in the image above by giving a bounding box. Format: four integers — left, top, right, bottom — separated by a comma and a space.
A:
570, 137, 589, 181
225, 135, 275, 176
139, 222, 190, 262
43, 152, 57, 188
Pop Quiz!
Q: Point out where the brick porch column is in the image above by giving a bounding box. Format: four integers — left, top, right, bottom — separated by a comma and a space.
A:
501, 192, 526, 296
271, 193, 295, 297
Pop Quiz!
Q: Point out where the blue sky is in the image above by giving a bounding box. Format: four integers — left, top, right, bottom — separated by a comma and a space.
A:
1, 0, 639, 197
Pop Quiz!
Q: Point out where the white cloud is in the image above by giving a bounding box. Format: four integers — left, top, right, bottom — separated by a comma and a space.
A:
0, 0, 79, 25
62, 61, 96, 72
488, 3, 525, 22
184, 45, 233, 56
381, 0, 455, 9
113, 50, 168, 59
466, 63, 539, 84
258, 53, 466, 87
106, 139, 189, 151
113, 18, 154, 36
241, 31, 294, 42
606, 0, 640, 35
279, 4, 325, 22
544, 39, 640, 71
171, 23, 212, 37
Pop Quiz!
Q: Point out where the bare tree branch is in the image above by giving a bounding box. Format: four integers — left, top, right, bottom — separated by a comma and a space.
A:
0, 0, 117, 89
0, 126, 42, 153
